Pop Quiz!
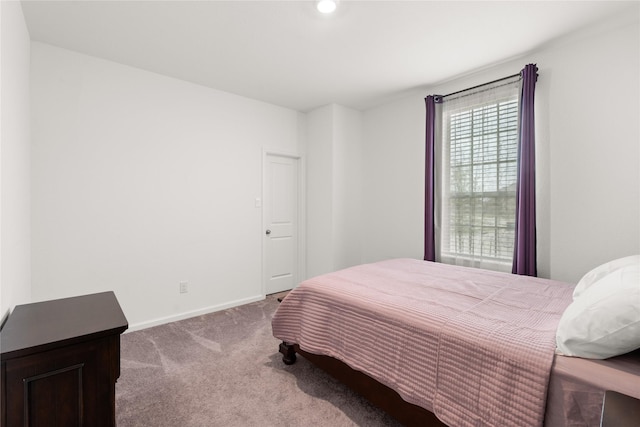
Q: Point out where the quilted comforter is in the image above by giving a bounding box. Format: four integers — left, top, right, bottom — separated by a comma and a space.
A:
271, 258, 574, 427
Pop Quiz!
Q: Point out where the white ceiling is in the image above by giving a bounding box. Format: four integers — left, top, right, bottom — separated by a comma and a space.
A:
20, 0, 637, 112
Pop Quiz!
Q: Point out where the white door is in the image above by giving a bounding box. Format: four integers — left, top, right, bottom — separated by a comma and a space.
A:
264, 154, 299, 295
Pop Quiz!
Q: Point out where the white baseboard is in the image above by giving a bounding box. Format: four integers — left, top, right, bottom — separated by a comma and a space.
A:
125, 294, 266, 333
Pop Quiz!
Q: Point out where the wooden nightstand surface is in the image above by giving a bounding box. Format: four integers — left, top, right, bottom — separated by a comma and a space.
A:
1, 291, 128, 360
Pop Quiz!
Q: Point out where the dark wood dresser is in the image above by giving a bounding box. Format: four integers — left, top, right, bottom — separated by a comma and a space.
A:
1, 291, 128, 427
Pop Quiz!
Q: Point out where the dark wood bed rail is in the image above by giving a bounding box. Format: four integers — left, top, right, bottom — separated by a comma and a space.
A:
279, 341, 446, 427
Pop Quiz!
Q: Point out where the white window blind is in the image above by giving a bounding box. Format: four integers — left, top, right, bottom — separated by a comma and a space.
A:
437, 79, 520, 272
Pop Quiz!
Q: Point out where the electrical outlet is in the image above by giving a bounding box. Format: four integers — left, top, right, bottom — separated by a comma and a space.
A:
179, 282, 188, 294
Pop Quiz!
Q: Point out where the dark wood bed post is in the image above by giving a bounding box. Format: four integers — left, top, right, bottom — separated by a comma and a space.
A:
279, 341, 297, 365
276, 295, 297, 365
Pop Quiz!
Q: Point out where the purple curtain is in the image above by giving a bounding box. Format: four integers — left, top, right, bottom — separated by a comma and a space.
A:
512, 64, 538, 276
424, 96, 437, 261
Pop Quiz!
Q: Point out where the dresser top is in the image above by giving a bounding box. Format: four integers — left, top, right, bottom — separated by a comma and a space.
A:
1, 291, 128, 360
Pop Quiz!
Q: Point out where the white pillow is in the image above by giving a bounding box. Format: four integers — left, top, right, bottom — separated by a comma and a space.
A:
573, 255, 640, 299
556, 262, 640, 359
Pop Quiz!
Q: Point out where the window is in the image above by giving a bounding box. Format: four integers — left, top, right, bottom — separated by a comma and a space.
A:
437, 80, 520, 272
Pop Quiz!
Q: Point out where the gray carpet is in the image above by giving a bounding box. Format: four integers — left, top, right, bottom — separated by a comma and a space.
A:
116, 294, 403, 426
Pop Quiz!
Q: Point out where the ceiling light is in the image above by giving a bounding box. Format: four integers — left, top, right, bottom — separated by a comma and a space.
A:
317, 0, 337, 14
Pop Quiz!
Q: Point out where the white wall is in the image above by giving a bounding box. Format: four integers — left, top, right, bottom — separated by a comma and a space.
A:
544, 16, 639, 283
361, 11, 639, 283
332, 105, 363, 270
362, 95, 426, 263
306, 104, 363, 278
30, 43, 304, 329
306, 105, 334, 278
1, 0, 31, 321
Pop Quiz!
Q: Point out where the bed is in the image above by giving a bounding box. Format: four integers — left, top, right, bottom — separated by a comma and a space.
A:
271, 258, 640, 427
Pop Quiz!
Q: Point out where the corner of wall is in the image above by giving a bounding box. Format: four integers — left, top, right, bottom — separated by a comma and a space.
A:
1, 0, 33, 317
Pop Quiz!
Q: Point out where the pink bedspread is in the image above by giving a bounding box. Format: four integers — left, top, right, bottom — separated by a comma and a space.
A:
272, 258, 575, 427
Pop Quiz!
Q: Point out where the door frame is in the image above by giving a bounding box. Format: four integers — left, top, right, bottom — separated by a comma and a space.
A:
261, 149, 306, 296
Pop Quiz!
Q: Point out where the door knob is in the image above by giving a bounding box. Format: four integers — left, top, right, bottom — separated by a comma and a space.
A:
265, 229, 271, 235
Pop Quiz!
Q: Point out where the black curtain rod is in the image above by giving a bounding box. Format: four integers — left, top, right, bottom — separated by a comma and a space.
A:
440, 72, 521, 100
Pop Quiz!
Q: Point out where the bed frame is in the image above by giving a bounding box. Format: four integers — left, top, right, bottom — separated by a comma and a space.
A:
278, 341, 446, 427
